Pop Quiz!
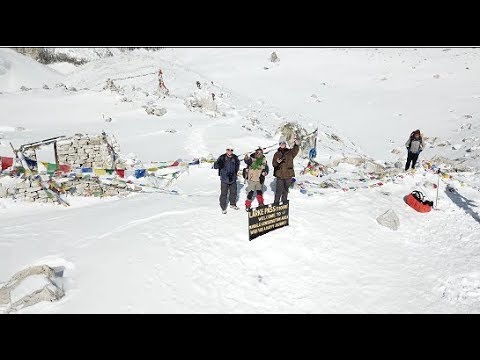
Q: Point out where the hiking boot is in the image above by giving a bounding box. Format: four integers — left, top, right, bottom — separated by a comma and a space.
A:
222, 209, 227, 214
256, 194, 264, 206
230, 205, 239, 210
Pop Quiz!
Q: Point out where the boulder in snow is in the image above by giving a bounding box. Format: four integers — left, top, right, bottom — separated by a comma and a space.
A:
277, 122, 316, 158
270, 52, 280, 63
145, 106, 167, 117
376, 209, 400, 231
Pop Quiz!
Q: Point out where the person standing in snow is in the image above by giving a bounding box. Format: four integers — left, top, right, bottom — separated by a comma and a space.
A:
272, 136, 300, 205
214, 146, 240, 214
196, 81, 201, 89
243, 147, 269, 211
405, 129, 424, 171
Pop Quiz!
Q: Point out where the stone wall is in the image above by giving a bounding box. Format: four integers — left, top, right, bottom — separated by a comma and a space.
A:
53, 134, 122, 169
0, 176, 137, 203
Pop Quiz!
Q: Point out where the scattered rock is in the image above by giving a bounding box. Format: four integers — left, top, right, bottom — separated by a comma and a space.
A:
433, 74, 440, 79
376, 209, 400, 230
270, 51, 280, 63
277, 122, 316, 158
20, 86, 32, 91
42, 84, 50, 90
145, 106, 167, 117
15, 126, 26, 132
394, 160, 404, 169
329, 133, 341, 142
103, 78, 123, 94
184, 95, 217, 113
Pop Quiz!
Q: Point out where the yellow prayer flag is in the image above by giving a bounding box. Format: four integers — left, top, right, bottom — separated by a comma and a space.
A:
94, 168, 107, 176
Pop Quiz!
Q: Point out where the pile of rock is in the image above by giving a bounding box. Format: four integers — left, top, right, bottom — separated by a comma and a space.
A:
145, 106, 167, 117
277, 122, 316, 158
0, 176, 138, 203
0, 178, 56, 203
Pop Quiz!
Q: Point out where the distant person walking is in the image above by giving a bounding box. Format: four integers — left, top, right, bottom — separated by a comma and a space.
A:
158, 69, 169, 95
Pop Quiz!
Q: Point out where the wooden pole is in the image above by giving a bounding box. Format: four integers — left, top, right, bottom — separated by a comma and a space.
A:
54, 141, 59, 166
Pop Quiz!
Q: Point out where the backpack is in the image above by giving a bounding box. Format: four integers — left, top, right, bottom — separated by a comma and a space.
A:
411, 191, 433, 207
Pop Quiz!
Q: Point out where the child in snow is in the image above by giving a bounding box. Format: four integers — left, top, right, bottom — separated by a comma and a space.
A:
244, 147, 269, 211
405, 129, 424, 171
214, 146, 240, 214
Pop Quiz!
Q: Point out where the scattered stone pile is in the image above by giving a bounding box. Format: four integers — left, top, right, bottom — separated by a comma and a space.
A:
0, 176, 138, 203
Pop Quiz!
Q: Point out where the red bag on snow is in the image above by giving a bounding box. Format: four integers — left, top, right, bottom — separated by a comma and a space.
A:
405, 191, 433, 213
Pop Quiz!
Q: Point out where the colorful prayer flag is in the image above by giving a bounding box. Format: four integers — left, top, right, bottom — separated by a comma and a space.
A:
135, 169, 146, 178
94, 168, 107, 176
1, 157, 14, 170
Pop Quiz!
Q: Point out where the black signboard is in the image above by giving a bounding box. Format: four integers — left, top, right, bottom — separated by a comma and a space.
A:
248, 201, 289, 241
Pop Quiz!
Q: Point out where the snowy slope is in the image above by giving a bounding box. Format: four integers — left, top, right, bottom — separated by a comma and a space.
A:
1, 48, 480, 313
0, 48, 63, 92
173, 48, 480, 162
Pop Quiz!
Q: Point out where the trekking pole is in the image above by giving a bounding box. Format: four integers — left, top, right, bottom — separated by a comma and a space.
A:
435, 169, 440, 208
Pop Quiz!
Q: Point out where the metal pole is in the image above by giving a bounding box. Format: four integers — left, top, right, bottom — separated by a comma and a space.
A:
435, 170, 440, 208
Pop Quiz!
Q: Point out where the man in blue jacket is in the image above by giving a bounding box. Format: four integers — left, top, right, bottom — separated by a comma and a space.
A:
214, 145, 240, 214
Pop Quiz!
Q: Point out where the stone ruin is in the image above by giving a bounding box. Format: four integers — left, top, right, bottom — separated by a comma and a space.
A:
0, 133, 136, 205
0, 176, 137, 204
21, 133, 125, 170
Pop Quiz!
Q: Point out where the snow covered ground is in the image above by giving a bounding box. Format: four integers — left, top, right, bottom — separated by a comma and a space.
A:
1, 47, 480, 313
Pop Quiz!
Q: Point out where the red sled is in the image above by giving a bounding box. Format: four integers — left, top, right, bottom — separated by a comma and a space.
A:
405, 191, 432, 213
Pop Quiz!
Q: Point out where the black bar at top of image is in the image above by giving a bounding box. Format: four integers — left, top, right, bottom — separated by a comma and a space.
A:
1, 8, 479, 47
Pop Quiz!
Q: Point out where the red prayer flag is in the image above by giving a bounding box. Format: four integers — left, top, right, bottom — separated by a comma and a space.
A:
1, 157, 14, 170
59, 164, 71, 173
